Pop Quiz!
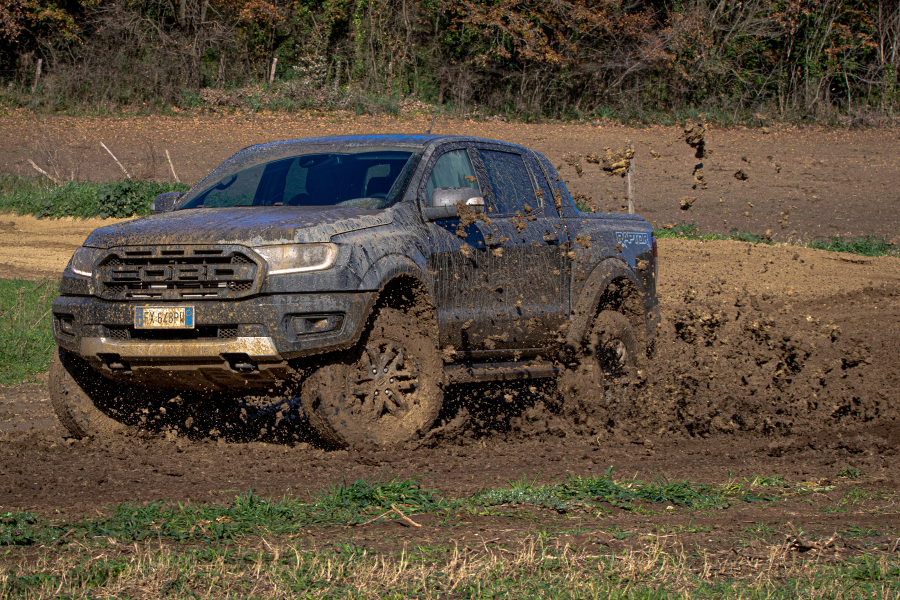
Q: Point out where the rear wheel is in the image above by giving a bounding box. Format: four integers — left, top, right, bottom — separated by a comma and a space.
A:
50, 348, 126, 439
556, 310, 642, 426
303, 308, 443, 449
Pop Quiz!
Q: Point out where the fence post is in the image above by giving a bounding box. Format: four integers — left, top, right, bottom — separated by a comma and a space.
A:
269, 57, 278, 84
625, 141, 635, 214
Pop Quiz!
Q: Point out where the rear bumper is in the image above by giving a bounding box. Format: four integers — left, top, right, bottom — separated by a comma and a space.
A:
52, 291, 376, 391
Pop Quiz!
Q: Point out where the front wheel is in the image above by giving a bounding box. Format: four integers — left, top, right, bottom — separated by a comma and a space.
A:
303, 308, 444, 449
50, 348, 126, 439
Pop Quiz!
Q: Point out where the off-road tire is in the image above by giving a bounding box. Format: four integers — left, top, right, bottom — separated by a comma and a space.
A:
303, 308, 443, 449
50, 348, 126, 439
556, 310, 642, 426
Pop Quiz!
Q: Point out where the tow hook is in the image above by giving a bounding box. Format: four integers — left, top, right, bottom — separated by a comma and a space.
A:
224, 353, 258, 372
99, 353, 131, 372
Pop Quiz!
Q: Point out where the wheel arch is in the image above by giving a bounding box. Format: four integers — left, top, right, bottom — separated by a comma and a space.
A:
567, 257, 656, 353
359, 254, 438, 336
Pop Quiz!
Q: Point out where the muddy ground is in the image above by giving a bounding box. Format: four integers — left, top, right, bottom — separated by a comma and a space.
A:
0, 114, 898, 557
0, 234, 897, 553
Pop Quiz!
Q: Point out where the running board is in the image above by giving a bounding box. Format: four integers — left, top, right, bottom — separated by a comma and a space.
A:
443, 360, 560, 385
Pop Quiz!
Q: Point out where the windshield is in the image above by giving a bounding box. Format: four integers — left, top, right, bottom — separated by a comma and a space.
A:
180, 149, 418, 210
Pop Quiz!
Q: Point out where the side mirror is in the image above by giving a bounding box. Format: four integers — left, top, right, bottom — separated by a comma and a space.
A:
423, 187, 485, 221
151, 192, 184, 215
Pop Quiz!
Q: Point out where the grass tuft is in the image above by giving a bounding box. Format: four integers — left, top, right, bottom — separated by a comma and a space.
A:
837, 466, 865, 479
0, 278, 57, 385
466, 468, 774, 512
808, 236, 897, 257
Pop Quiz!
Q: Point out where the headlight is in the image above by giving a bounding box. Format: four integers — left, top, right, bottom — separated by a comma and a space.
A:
253, 243, 338, 275
66, 247, 103, 278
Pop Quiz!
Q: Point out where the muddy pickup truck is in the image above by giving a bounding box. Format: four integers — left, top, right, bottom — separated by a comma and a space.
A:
50, 134, 659, 448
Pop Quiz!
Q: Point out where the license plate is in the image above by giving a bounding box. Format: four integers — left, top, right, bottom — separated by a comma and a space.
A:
134, 306, 195, 329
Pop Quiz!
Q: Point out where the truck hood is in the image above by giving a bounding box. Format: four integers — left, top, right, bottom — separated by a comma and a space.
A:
82, 206, 394, 248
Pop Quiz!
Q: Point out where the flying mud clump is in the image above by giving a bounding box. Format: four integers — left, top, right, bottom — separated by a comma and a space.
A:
562, 153, 584, 177
680, 196, 696, 210
585, 143, 635, 176
682, 120, 708, 191
682, 120, 707, 159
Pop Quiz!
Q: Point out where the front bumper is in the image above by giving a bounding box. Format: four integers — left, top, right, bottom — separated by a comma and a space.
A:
52, 291, 376, 391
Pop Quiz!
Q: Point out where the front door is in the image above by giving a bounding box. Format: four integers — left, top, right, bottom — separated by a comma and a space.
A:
421, 143, 568, 359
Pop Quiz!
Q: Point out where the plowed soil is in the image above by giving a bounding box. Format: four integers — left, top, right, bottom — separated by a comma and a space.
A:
0, 114, 898, 556
2, 111, 899, 242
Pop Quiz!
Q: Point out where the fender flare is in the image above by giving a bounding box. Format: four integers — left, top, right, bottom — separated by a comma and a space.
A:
358, 253, 431, 294
566, 257, 649, 349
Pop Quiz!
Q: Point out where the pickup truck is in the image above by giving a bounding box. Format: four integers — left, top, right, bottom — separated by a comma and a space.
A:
50, 134, 659, 449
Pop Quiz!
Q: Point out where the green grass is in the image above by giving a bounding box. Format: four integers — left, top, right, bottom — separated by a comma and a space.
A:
0, 175, 188, 220
463, 468, 773, 512
808, 236, 897, 257
0, 278, 57, 386
0, 471, 776, 550
0, 477, 447, 547
654, 223, 899, 258
0, 474, 897, 599
838, 466, 865, 479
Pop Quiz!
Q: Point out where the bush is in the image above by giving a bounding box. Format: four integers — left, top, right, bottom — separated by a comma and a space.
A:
0, 176, 188, 220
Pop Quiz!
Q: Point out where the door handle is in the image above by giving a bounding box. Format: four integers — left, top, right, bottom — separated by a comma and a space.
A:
484, 234, 502, 247
543, 231, 560, 244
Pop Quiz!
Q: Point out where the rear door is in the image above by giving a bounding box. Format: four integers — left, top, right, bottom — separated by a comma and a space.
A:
467, 143, 570, 351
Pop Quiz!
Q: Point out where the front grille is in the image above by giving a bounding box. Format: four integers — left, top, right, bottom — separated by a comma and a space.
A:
104, 325, 238, 341
96, 246, 260, 301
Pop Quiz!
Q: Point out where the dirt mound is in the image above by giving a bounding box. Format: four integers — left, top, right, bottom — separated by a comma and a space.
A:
602, 239, 899, 449
607, 284, 899, 450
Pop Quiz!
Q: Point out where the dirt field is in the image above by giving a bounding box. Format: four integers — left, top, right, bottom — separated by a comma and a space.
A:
2, 111, 899, 242
0, 227, 898, 554
0, 114, 898, 560
0, 216, 129, 280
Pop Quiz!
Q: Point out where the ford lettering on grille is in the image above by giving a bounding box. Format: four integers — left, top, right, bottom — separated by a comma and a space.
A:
98, 246, 259, 300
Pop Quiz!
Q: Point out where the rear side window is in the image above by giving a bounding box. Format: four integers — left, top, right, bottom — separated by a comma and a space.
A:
425, 149, 479, 205
479, 150, 535, 215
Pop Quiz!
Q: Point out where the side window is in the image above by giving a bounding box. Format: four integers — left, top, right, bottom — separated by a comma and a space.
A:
532, 151, 574, 213
425, 149, 479, 205
524, 153, 551, 214
479, 150, 535, 215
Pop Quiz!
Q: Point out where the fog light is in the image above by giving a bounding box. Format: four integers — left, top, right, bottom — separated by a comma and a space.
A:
291, 314, 343, 336
56, 314, 75, 335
